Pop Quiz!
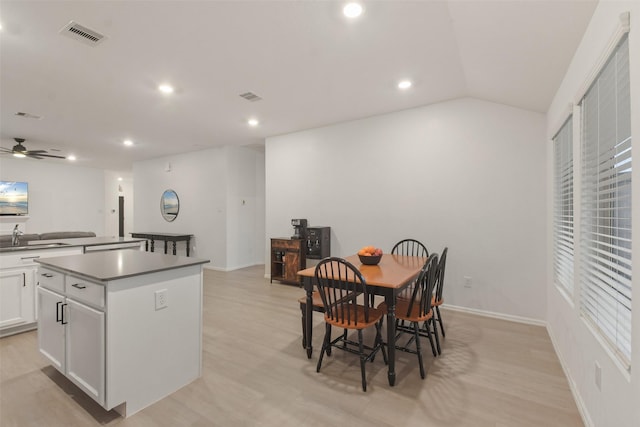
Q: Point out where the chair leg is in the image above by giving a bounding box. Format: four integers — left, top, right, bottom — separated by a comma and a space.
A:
358, 329, 367, 392
413, 322, 425, 379
431, 317, 441, 355
424, 321, 437, 357
316, 323, 331, 373
375, 318, 388, 365
300, 303, 307, 349
436, 305, 445, 337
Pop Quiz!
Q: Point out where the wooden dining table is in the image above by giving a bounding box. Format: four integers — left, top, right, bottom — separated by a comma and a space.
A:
297, 253, 426, 387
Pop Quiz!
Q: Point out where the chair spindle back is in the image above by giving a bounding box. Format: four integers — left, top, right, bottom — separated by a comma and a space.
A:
403, 254, 439, 319
391, 239, 429, 257
314, 257, 371, 326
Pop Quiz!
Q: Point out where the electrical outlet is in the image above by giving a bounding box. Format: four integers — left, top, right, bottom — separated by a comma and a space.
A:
464, 276, 472, 288
595, 362, 601, 390
155, 289, 168, 310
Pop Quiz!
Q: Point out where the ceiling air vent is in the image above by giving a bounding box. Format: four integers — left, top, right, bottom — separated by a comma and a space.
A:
239, 92, 262, 102
59, 21, 106, 46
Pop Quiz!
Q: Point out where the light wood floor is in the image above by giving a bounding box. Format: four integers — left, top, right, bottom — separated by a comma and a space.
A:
0, 265, 583, 427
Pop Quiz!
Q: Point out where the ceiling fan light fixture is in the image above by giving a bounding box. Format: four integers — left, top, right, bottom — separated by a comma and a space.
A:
13, 152, 26, 158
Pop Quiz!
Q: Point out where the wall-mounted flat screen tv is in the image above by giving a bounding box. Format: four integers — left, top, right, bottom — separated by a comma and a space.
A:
0, 181, 28, 215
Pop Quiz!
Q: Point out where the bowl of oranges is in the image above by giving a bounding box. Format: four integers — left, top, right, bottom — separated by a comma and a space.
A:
358, 246, 383, 265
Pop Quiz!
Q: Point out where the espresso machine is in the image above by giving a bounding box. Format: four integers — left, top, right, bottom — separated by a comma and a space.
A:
291, 218, 308, 240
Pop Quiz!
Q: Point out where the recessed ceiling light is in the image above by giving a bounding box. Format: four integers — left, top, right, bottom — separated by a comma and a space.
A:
398, 80, 412, 90
248, 118, 259, 127
343, 3, 363, 18
118, 177, 123, 181
67, 154, 77, 161
123, 139, 133, 146
158, 84, 174, 94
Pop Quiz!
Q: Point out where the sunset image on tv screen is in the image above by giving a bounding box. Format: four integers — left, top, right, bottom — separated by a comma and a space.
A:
0, 181, 28, 215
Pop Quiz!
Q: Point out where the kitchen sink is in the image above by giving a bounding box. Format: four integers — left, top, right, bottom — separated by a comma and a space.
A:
0, 242, 71, 251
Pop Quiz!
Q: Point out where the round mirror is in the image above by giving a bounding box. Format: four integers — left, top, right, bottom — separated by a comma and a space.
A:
160, 189, 179, 222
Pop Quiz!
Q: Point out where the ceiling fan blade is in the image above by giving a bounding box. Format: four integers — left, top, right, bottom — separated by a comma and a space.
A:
32, 153, 66, 159
24, 150, 48, 154
26, 154, 45, 160
0, 147, 13, 153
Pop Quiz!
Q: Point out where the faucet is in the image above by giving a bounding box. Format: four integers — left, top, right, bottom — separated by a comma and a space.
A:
12, 224, 23, 246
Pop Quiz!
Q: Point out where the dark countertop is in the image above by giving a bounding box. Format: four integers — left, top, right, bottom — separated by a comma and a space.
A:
36, 250, 209, 282
0, 236, 146, 253
33, 236, 146, 247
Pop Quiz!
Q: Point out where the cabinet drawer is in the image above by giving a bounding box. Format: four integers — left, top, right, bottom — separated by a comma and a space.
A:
66, 278, 104, 309
271, 239, 302, 250
38, 268, 65, 293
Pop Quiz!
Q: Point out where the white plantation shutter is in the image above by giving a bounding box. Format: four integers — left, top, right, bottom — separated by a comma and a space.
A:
553, 117, 574, 295
580, 34, 632, 366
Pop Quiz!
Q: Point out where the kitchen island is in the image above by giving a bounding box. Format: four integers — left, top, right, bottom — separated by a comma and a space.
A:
36, 250, 209, 418
0, 236, 145, 337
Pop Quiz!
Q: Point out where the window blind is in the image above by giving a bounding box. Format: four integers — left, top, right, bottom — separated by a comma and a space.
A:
553, 117, 574, 295
580, 34, 632, 366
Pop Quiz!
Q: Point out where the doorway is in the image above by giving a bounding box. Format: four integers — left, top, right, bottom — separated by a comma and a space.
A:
118, 196, 124, 237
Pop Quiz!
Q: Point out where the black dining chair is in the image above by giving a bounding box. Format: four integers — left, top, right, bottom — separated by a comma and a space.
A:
392, 238, 429, 305
391, 239, 429, 257
378, 254, 439, 379
430, 247, 448, 354
314, 257, 387, 392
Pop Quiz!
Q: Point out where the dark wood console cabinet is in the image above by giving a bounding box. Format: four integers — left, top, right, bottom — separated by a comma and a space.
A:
270, 238, 306, 285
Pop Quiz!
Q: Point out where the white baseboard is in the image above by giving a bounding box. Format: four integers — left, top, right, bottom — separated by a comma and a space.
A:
546, 326, 593, 427
204, 263, 263, 272
443, 304, 546, 327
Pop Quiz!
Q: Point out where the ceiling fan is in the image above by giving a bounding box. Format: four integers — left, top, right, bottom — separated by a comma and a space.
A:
0, 138, 66, 160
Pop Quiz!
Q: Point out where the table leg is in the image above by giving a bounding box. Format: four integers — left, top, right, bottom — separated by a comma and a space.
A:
186, 238, 190, 257
144, 240, 149, 252
385, 291, 397, 386
150, 239, 155, 253
164, 240, 168, 254
172, 241, 177, 255
304, 279, 314, 359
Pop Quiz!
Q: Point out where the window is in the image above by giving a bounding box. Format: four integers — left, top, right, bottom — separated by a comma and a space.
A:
580, 34, 632, 366
553, 117, 574, 295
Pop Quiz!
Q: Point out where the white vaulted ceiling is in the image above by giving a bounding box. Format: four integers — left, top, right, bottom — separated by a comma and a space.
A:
0, 1, 598, 170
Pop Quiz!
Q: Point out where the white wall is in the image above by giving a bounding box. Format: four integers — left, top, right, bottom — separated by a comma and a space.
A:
0, 157, 106, 235
266, 97, 547, 321
546, 2, 639, 427
226, 146, 266, 269
133, 145, 265, 271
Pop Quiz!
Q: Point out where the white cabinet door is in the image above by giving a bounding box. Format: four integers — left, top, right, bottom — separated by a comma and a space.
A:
37, 286, 65, 372
0, 267, 35, 328
66, 298, 105, 406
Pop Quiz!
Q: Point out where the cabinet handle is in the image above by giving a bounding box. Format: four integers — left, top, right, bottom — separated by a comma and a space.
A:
72, 283, 87, 289
61, 303, 68, 325
56, 301, 63, 323
42, 273, 53, 278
